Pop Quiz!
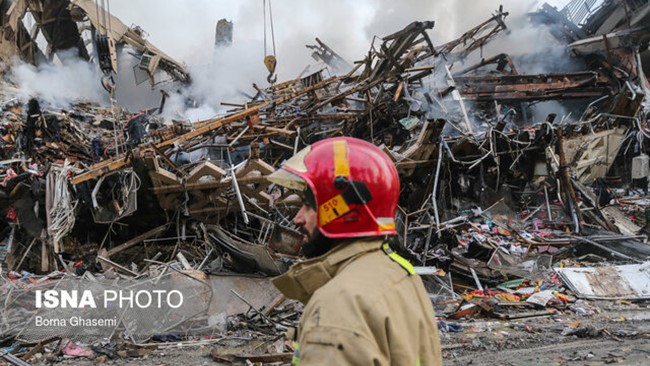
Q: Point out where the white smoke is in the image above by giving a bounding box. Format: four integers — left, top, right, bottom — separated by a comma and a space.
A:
6, 0, 572, 116
108, 0, 565, 80
7, 49, 109, 108
480, 14, 582, 74
104, 0, 571, 119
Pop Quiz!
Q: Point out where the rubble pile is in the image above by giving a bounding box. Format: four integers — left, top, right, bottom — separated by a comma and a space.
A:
2, 0, 650, 364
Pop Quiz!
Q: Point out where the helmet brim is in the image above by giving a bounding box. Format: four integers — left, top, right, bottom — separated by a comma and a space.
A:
267, 168, 307, 191
267, 145, 312, 191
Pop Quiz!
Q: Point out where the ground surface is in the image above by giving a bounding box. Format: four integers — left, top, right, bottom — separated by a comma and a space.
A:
20, 301, 650, 365
443, 303, 650, 366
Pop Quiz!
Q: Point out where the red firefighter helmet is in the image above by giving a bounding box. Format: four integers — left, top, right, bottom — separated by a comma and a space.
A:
268, 137, 400, 238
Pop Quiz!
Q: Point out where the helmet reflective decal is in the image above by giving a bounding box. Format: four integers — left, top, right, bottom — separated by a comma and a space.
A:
333, 140, 350, 177
377, 217, 396, 231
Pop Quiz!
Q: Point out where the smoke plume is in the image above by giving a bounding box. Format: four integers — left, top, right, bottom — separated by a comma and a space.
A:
7, 50, 109, 108
7, 0, 571, 117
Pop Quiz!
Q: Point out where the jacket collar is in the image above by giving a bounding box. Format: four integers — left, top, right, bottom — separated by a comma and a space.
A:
272, 238, 383, 304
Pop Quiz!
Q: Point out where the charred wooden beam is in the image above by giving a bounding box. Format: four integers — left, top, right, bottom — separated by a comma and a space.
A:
71, 102, 270, 184
306, 37, 351, 72
453, 53, 519, 77
453, 71, 611, 101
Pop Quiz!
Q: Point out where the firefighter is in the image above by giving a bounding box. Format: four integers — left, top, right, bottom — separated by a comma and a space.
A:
268, 136, 442, 365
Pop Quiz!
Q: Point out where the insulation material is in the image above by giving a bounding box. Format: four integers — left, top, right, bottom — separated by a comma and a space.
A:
556, 262, 650, 300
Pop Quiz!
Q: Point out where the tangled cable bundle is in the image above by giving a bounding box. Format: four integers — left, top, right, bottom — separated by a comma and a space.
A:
48, 162, 78, 248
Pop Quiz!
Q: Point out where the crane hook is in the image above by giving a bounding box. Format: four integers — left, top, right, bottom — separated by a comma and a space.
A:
264, 55, 277, 84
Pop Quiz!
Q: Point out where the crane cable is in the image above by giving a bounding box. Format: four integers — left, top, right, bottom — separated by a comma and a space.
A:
95, 0, 116, 93
263, 0, 277, 84
95, 0, 122, 155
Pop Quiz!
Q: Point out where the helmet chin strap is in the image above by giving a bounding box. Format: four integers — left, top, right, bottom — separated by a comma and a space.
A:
359, 200, 381, 228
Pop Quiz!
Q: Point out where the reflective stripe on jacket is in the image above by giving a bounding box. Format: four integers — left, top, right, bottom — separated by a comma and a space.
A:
273, 238, 442, 365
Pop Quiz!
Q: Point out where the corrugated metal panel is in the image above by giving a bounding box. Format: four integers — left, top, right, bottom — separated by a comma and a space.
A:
556, 262, 650, 299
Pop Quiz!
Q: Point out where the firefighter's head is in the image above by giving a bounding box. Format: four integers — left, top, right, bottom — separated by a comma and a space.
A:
268, 137, 400, 257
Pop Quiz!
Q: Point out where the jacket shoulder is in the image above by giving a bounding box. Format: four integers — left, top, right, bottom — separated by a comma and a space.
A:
306, 250, 411, 322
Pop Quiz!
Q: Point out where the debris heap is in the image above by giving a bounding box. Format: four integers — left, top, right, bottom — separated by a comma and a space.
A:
2, 0, 650, 364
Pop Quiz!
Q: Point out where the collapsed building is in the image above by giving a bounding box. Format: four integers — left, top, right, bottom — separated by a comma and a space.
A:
2, 0, 650, 361
0, 0, 190, 111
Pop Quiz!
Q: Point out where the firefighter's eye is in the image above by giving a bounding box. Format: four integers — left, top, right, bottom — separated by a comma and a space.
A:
299, 195, 313, 208
294, 190, 315, 208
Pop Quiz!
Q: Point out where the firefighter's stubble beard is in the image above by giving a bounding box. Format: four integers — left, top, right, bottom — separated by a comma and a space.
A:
300, 226, 336, 258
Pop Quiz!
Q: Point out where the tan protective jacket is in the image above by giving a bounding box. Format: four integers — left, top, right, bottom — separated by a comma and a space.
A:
273, 238, 442, 366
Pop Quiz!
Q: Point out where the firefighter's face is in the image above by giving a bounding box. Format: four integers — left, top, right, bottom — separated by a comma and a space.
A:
293, 187, 335, 258
293, 204, 318, 246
